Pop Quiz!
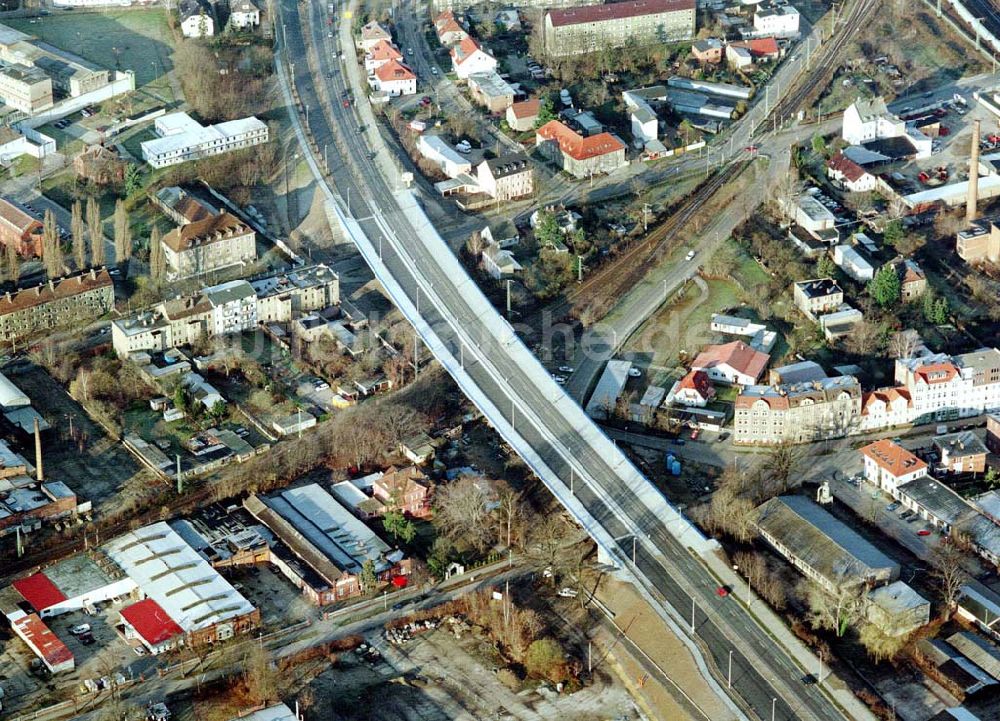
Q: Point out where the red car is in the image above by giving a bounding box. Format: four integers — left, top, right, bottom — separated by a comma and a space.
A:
343, 99, 350, 108
716, 586, 729, 597
420, 96, 432, 106
917, 529, 932, 536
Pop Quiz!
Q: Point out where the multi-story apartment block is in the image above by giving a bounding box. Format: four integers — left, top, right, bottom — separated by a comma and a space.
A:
0, 269, 113, 344
140, 112, 269, 169
250, 264, 340, 323
0, 64, 52, 115
733, 375, 862, 445
0, 197, 43, 258
541, 0, 695, 58
476, 154, 533, 201
894, 349, 1000, 423
205, 280, 258, 336
161, 212, 257, 279
987, 413, 1000, 455
112, 266, 339, 356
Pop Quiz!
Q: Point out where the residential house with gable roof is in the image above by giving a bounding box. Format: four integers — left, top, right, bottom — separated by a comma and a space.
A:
690, 340, 769, 386
535, 119, 626, 178
450, 37, 497, 79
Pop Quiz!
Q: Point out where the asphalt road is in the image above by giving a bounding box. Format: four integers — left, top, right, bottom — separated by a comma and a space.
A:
277, 2, 861, 719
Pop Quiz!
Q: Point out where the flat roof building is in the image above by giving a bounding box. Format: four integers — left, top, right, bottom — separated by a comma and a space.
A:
141, 112, 268, 169
586, 359, 632, 419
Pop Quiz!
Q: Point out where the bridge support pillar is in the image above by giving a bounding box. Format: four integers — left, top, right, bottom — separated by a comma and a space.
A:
597, 543, 619, 568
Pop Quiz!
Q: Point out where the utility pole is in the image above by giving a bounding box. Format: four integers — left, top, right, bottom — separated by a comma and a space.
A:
690, 597, 695, 633
728, 649, 733, 689
643, 203, 650, 231
505, 279, 512, 319
176, 454, 183, 494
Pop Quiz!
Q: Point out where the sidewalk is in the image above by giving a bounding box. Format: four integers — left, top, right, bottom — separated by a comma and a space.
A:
593, 577, 735, 721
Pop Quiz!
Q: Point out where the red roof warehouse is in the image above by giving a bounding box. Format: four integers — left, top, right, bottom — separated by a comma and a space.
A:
12, 573, 67, 613
120, 599, 184, 649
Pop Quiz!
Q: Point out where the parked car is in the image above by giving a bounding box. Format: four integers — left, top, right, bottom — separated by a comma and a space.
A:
627, 367, 642, 378
917, 529, 932, 536
886, 502, 900, 512
558, 365, 574, 373
685, 250, 696, 261
71, 624, 91, 636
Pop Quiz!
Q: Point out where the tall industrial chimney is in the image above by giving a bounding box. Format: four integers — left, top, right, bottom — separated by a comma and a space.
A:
33, 417, 42, 482
968, 119, 982, 224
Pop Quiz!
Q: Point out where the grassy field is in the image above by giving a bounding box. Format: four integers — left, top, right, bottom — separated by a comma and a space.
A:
8, 9, 175, 91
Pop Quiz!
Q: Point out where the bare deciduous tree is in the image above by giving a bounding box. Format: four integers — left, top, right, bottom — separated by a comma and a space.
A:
433, 474, 496, 551
802, 581, 866, 637
930, 542, 969, 614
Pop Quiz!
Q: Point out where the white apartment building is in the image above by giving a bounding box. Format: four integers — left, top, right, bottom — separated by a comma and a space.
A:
861, 439, 928, 494
753, 6, 799, 37
842, 97, 904, 145
230, 0, 260, 29
205, 280, 258, 336
895, 349, 1000, 423
141, 112, 268, 169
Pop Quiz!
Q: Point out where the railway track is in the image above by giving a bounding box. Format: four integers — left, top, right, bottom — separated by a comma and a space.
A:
768, 0, 881, 126
525, 162, 748, 326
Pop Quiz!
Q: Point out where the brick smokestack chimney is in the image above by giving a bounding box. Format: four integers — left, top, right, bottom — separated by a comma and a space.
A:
33, 416, 42, 482
968, 119, 982, 224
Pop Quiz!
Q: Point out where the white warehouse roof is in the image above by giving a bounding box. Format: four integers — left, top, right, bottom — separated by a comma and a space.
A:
103, 522, 254, 633
0, 372, 29, 409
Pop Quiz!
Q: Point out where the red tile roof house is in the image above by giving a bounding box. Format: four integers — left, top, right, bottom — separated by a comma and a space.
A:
370, 59, 417, 97
731, 37, 781, 62
506, 98, 540, 132
535, 120, 627, 179
827, 151, 876, 193
364, 39, 403, 74
861, 439, 928, 495
690, 341, 769, 386
450, 37, 497, 79
371, 465, 433, 518
434, 10, 469, 46
672, 369, 716, 407
859, 387, 912, 432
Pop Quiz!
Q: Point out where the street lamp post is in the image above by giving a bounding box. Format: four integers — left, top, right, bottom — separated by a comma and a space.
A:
771, 698, 777, 721
728, 649, 733, 689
